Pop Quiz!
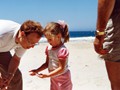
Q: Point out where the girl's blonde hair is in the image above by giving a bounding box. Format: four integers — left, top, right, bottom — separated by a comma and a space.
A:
44, 22, 69, 43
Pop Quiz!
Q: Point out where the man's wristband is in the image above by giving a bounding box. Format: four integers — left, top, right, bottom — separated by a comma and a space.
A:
95, 30, 105, 36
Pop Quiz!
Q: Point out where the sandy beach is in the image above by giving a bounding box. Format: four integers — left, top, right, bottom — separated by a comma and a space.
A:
19, 40, 111, 90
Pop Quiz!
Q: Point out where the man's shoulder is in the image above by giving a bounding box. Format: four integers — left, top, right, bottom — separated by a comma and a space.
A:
0, 20, 20, 35
0, 19, 20, 28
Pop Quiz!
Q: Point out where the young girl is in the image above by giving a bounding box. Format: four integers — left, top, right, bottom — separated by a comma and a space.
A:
29, 20, 72, 90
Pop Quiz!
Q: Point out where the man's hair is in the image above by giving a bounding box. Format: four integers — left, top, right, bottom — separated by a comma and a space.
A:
20, 20, 43, 36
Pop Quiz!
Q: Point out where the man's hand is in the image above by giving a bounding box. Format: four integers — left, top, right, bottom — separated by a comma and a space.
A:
0, 74, 7, 90
94, 35, 108, 55
0, 73, 14, 90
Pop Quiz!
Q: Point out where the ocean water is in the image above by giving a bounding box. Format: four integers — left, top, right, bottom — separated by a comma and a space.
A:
40, 30, 95, 43
69, 31, 95, 38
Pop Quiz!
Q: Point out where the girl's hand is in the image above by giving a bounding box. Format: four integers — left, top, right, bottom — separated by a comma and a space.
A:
37, 73, 49, 78
29, 70, 38, 76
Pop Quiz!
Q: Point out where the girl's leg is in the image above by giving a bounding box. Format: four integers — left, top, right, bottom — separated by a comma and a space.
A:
105, 61, 120, 90
60, 70, 72, 90
50, 70, 72, 90
50, 78, 60, 90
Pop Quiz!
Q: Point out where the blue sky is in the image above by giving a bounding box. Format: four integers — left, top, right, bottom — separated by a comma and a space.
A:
0, 0, 97, 31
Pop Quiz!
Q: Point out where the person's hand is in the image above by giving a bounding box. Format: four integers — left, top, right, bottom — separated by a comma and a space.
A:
0, 75, 8, 90
0, 85, 8, 90
0, 73, 14, 90
94, 35, 108, 55
29, 70, 38, 76
0, 79, 9, 90
37, 73, 49, 78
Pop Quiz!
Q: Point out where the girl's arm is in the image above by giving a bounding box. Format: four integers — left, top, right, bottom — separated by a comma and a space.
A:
39, 48, 68, 78
39, 59, 66, 78
36, 56, 49, 72
29, 56, 49, 76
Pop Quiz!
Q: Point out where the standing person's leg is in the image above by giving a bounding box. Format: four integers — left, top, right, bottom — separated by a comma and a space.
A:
0, 52, 23, 90
105, 61, 120, 90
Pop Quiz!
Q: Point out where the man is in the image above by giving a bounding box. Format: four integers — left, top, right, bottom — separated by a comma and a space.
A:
94, 0, 120, 90
0, 20, 43, 90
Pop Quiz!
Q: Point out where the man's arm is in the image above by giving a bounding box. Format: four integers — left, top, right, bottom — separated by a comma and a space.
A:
97, 0, 115, 31
1, 54, 21, 89
8, 54, 21, 75
94, 0, 115, 55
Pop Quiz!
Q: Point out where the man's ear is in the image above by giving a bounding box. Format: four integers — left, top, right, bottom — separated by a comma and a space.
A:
19, 30, 25, 37
17, 30, 25, 39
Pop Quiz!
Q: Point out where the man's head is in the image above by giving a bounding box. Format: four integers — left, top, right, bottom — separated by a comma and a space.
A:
17, 20, 43, 49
